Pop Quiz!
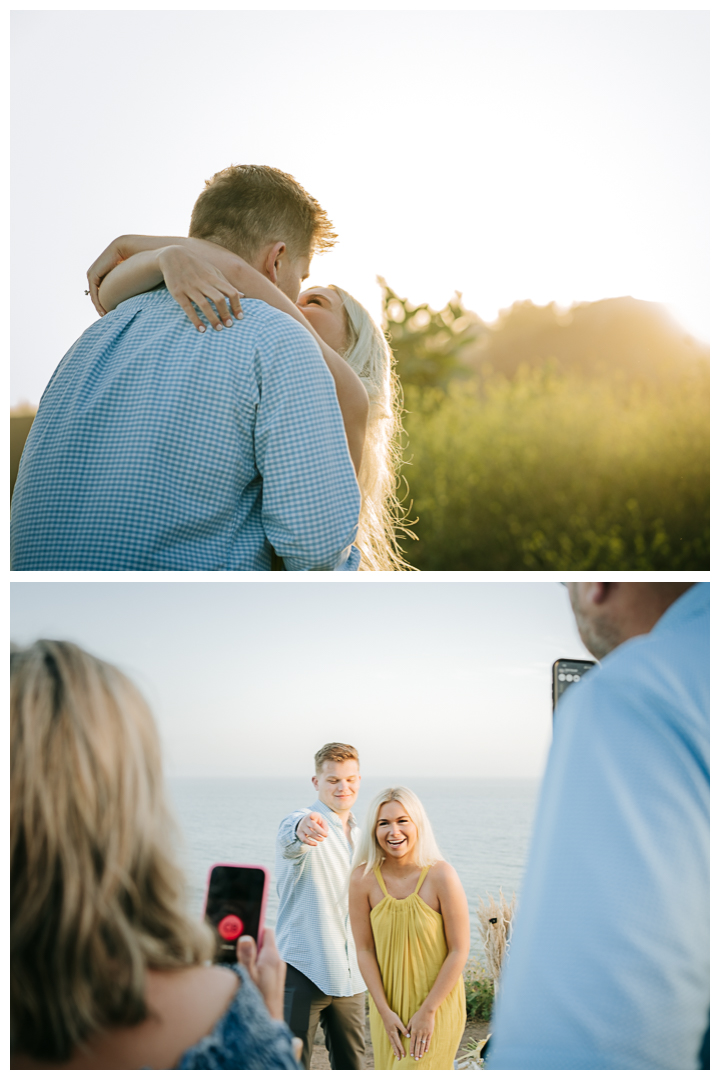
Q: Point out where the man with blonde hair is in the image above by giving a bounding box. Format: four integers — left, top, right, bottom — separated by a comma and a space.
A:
489, 583, 709, 1070
11, 165, 364, 571
275, 743, 366, 1069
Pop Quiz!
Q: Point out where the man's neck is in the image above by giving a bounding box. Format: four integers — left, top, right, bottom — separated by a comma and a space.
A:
319, 798, 348, 820
319, 798, 353, 838
616, 584, 694, 646
189, 234, 269, 278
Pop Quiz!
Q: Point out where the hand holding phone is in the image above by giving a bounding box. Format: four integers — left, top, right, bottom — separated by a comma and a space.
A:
235, 927, 286, 1022
203, 863, 269, 964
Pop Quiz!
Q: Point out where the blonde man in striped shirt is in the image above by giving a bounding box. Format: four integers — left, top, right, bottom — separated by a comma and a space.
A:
275, 743, 365, 1069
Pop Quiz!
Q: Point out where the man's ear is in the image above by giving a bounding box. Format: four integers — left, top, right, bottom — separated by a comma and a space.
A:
311, 775, 319, 791
262, 241, 287, 284
588, 583, 614, 605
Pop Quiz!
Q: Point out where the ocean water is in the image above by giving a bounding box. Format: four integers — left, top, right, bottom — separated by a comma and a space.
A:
166, 776, 540, 957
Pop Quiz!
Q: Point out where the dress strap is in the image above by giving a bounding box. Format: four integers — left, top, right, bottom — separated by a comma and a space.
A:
414, 866, 430, 893
374, 866, 389, 896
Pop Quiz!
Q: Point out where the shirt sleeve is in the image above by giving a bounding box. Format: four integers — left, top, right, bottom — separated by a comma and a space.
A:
277, 809, 314, 861
487, 655, 710, 1070
253, 315, 361, 572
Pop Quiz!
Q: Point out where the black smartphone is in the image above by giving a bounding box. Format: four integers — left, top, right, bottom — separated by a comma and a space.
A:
552, 658, 597, 711
203, 863, 269, 964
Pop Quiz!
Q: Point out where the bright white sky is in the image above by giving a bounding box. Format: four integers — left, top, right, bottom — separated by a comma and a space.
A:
10, 581, 595, 778
10, 8, 709, 407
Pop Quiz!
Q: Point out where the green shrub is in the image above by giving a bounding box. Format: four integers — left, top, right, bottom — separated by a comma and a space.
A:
399, 364, 709, 570
464, 960, 495, 1021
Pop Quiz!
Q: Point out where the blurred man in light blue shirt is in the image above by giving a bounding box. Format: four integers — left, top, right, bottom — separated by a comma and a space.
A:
275, 743, 366, 1070
489, 583, 709, 1070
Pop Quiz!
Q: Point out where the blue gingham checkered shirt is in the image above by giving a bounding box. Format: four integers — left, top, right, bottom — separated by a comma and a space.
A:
275, 799, 365, 997
10, 289, 361, 570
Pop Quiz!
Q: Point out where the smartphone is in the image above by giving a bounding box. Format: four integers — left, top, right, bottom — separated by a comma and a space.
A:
552, 658, 597, 711
203, 863, 269, 964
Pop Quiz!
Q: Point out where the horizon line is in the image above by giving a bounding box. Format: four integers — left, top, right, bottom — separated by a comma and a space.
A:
165, 773, 542, 781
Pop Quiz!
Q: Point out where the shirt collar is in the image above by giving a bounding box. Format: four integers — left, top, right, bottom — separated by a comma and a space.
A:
311, 797, 359, 831
651, 582, 708, 637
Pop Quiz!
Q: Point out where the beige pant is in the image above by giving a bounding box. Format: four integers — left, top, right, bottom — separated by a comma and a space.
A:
284, 964, 366, 1070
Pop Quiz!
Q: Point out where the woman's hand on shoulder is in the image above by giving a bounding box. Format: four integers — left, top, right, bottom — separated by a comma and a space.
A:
156, 244, 245, 333
235, 928, 285, 1022
86, 234, 247, 329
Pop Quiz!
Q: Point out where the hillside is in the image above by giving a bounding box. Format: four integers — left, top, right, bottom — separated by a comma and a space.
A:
462, 296, 709, 385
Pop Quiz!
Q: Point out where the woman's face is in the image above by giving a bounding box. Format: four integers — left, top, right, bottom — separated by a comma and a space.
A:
376, 800, 418, 861
297, 287, 349, 354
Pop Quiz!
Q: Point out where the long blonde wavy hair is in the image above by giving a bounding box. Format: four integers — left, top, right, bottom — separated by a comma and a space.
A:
351, 786, 443, 876
331, 286, 417, 571
10, 640, 213, 1061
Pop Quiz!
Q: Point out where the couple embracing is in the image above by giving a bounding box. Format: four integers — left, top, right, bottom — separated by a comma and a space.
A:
276, 743, 469, 1070
11, 165, 414, 571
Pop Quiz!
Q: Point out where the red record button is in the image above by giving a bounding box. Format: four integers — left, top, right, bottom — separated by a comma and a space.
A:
217, 914, 244, 941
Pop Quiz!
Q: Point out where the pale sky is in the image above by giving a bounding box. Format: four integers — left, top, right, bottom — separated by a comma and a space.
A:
10, 581, 595, 778
10, 8, 709, 407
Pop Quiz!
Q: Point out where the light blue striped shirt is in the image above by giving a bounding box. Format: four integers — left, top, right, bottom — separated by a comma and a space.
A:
275, 799, 365, 997
11, 289, 361, 571
488, 583, 709, 1069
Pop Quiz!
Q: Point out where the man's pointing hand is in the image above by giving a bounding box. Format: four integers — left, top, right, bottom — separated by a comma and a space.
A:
297, 811, 329, 846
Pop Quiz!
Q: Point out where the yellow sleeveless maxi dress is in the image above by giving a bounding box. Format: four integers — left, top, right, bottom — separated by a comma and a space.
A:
369, 865, 466, 1070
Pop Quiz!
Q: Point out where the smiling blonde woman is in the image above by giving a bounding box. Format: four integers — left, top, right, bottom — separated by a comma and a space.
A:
348, 787, 469, 1070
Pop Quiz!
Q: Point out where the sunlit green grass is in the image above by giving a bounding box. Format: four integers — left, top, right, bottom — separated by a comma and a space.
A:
399, 365, 709, 570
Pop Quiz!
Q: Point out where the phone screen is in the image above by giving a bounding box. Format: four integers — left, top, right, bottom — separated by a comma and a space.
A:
204, 864, 268, 964
552, 657, 597, 711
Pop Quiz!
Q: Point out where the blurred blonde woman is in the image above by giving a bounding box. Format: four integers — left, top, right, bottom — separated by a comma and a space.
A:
348, 787, 469, 1070
88, 236, 417, 571
10, 640, 299, 1070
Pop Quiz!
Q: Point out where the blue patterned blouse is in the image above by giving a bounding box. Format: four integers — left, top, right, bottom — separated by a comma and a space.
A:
176, 963, 300, 1070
